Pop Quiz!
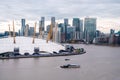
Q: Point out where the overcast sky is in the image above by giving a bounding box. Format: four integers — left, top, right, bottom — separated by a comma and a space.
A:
0, 0, 120, 33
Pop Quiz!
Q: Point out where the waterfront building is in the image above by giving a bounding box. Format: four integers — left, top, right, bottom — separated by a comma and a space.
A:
110, 29, 115, 35
21, 19, 26, 36
84, 17, 96, 43
109, 29, 115, 45
0, 33, 5, 38
94, 34, 109, 44
95, 30, 101, 37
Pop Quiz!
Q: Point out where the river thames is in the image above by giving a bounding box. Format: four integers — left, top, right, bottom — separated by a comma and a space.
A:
0, 44, 120, 80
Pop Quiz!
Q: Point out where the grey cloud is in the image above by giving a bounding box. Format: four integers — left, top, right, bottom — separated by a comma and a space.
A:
0, 0, 120, 21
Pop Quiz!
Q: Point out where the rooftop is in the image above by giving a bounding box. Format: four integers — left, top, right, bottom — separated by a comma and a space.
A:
0, 37, 65, 54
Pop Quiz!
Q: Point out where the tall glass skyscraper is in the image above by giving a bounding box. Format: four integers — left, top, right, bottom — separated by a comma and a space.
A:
39, 17, 45, 38
39, 17, 45, 32
41, 17, 45, 31
21, 19, 26, 36
80, 19, 84, 40
51, 17, 55, 27
72, 18, 80, 40
64, 18, 68, 41
84, 18, 96, 43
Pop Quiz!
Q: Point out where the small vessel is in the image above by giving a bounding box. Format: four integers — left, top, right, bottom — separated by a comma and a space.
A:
60, 64, 80, 68
65, 58, 70, 61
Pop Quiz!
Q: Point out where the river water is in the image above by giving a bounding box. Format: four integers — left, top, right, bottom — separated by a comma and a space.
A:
0, 44, 120, 80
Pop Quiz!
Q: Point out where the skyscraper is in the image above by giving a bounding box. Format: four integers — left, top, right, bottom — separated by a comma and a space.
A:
21, 19, 26, 36
25, 24, 29, 37
58, 23, 65, 42
46, 25, 50, 33
39, 17, 45, 38
84, 18, 96, 43
64, 18, 68, 41
72, 18, 80, 40
67, 26, 74, 40
41, 17, 45, 31
51, 17, 55, 27
29, 27, 34, 36
80, 19, 83, 40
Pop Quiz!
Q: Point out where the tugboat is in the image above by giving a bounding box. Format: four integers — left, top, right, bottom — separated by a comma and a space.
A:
60, 64, 80, 68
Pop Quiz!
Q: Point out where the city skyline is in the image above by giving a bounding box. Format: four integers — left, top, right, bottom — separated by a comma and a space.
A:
0, 17, 120, 33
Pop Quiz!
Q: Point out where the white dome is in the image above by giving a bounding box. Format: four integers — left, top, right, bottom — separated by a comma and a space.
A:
0, 37, 65, 54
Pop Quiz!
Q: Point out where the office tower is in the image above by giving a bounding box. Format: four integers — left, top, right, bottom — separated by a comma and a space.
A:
58, 23, 65, 42
109, 29, 115, 44
72, 18, 80, 40
67, 26, 74, 40
40, 17, 45, 31
29, 27, 34, 36
39, 17, 45, 38
51, 17, 55, 27
21, 19, 26, 36
25, 24, 29, 37
84, 17, 96, 43
46, 25, 50, 33
53, 24, 61, 43
80, 19, 83, 40
64, 18, 68, 41
57, 27, 61, 43
18, 30, 20, 36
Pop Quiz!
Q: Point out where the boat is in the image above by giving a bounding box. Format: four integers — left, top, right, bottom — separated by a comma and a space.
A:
60, 64, 80, 68
65, 58, 70, 61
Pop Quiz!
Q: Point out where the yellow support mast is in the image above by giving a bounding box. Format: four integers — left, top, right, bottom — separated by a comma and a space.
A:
13, 21, 16, 44
32, 22, 37, 44
8, 24, 11, 37
39, 22, 42, 39
46, 23, 53, 43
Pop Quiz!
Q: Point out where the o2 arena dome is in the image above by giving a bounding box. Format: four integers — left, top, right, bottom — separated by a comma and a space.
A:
0, 37, 65, 54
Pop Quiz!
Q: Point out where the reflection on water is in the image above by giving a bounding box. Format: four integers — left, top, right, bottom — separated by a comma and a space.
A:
0, 44, 120, 80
